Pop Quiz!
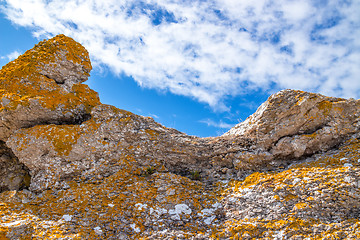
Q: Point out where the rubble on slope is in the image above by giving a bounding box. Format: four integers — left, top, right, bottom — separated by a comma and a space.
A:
0, 35, 359, 239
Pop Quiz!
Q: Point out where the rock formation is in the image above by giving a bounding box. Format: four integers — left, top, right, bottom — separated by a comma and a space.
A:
0, 35, 359, 239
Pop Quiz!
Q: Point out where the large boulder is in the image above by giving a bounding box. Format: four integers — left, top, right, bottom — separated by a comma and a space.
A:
225, 89, 360, 171
0, 34, 100, 142
0, 35, 100, 191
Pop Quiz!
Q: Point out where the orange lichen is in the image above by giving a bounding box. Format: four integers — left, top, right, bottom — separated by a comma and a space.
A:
213, 138, 360, 239
12, 124, 81, 156
1, 41, 359, 239
317, 100, 333, 115
0, 157, 220, 239
0, 34, 100, 114
1, 131, 359, 239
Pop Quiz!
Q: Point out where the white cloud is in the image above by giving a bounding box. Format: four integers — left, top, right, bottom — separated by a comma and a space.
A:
1, 50, 21, 61
1, 0, 359, 110
148, 113, 160, 119
200, 119, 234, 129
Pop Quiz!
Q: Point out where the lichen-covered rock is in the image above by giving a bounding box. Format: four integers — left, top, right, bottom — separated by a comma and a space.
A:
0, 34, 100, 142
0, 34, 100, 192
6, 104, 214, 192
215, 138, 360, 239
1, 35, 359, 239
225, 90, 360, 173
0, 141, 30, 192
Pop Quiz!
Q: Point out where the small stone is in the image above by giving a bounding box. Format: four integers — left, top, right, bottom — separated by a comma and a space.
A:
94, 226, 103, 235
135, 203, 147, 211
62, 215, 72, 222
204, 216, 216, 225
344, 176, 352, 183
166, 188, 175, 196
169, 204, 192, 215
1, 97, 10, 107
292, 178, 301, 185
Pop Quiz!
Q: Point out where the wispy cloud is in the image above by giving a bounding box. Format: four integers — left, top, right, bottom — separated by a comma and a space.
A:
148, 113, 160, 119
1, 50, 21, 61
200, 118, 234, 129
2, 0, 359, 109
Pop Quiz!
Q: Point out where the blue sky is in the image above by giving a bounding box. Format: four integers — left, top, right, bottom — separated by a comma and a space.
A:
1, 0, 359, 137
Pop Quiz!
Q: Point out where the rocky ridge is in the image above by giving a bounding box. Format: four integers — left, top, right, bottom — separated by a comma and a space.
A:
0, 35, 359, 239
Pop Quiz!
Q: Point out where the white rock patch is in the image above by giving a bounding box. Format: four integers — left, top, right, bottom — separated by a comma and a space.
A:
94, 226, 102, 235
169, 204, 191, 220
62, 215, 72, 222
130, 223, 141, 233
135, 203, 147, 211
343, 163, 353, 167
204, 216, 216, 225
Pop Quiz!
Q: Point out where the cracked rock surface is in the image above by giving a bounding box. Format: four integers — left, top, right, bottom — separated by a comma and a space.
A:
0, 35, 359, 239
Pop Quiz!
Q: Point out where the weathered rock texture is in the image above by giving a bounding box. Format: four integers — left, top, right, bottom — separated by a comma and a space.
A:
0, 34, 99, 142
0, 35, 359, 240
225, 90, 360, 173
0, 141, 30, 192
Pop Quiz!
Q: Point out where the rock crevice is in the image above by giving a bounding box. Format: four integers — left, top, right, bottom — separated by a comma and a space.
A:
0, 140, 31, 192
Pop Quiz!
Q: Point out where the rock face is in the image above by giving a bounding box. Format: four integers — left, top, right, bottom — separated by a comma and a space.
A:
0, 34, 99, 142
0, 35, 359, 239
0, 141, 30, 192
225, 90, 360, 172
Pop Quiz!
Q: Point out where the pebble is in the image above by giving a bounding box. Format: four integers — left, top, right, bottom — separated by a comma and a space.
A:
343, 163, 353, 167
62, 215, 72, 222
94, 226, 103, 235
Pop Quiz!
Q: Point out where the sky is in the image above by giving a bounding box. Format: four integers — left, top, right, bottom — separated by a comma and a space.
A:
0, 0, 359, 137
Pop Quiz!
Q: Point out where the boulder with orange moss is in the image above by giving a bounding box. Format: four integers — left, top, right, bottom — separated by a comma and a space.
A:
0, 34, 100, 192
0, 34, 100, 142
214, 138, 360, 239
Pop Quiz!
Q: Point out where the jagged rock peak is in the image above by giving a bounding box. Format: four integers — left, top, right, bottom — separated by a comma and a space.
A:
0, 35, 100, 192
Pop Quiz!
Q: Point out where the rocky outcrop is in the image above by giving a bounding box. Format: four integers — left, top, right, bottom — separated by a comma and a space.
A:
225, 90, 360, 173
217, 139, 360, 239
0, 34, 100, 142
0, 35, 100, 192
0, 35, 359, 239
